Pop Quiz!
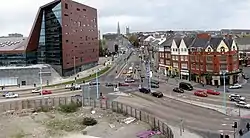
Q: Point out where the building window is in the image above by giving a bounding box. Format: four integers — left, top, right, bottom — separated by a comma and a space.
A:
232, 46, 236, 51
220, 47, 225, 52
208, 47, 212, 52
206, 64, 213, 71
181, 63, 188, 69
64, 14, 68, 16
77, 8, 80, 11
78, 21, 81, 26
65, 3, 68, 9
173, 62, 178, 68
66, 40, 69, 43
181, 56, 184, 61
220, 64, 227, 70
83, 8, 86, 11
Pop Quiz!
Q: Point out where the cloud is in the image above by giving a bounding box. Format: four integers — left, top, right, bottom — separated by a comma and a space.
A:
0, 0, 250, 36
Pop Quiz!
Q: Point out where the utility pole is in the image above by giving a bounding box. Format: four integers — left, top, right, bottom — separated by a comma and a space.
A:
222, 71, 227, 114
74, 56, 76, 83
96, 69, 99, 99
39, 67, 43, 96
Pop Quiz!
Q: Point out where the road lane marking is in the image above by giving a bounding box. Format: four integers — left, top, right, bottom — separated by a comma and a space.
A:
115, 63, 127, 79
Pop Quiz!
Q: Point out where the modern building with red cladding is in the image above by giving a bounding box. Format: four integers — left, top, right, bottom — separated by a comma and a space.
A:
0, 0, 99, 76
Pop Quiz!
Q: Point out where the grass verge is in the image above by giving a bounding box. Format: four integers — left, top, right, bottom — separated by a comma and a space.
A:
45, 66, 111, 88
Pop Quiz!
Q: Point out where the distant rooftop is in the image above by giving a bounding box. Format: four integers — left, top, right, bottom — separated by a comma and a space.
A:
0, 37, 27, 51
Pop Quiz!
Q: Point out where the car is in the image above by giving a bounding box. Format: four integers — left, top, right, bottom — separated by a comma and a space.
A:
206, 89, 220, 95
139, 88, 151, 94
151, 80, 159, 85
32, 88, 41, 93
229, 94, 245, 102
173, 88, 184, 93
151, 84, 159, 88
179, 82, 193, 91
105, 83, 116, 87
2, 91, 9, 97
235, 101, 250, 108
118, 82, 129, 86
89, 82, 100, 86
70, 84, 81, 91
40, 90, 52, 95
125, 79, 135, 83
65, 84, 72, 89
5, 92, 19, 98
151, 91, 163, 98
229, 84, 242, 89
194, 90, 208, 97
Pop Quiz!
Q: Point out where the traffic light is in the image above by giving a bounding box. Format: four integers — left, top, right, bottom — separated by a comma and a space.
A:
247, 123, 250, 131
232, 122, 237, 128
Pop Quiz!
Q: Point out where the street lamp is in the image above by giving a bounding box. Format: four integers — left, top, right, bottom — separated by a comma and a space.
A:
73, 56, 76, 83
221, 70, 227, 114
95, 69, 100, 99
39, 67, 43, 96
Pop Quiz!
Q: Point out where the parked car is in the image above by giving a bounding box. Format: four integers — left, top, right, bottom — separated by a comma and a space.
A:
139, 88, 151, 94
151, 84, 159, 88
118, 82, 129, 86
2, 91, 9, 97
151, 91, 163, 98
70, 84, 81, 91
235, 101, 250, 108
229, 84, 242, 89
89, 82, 100, 86
65, 84, 72, 89
105, 83, 116, 87
179, 82, 193, 91
229, 94, 245, 102
173, 88, 184, 93
206, 89, 220, 95
32, 88, 41, 93
5, 92, 19, 98
151, 80, 159, 85
194, 90, 208, 97
125, 79, 135, 83
40, 90, 52, 95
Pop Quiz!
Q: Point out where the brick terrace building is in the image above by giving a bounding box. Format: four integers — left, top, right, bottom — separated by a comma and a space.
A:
0, 0, 98, 76
189, 34, 240, 85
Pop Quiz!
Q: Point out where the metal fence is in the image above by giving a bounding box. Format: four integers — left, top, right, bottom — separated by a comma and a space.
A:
0, 96, 174, 138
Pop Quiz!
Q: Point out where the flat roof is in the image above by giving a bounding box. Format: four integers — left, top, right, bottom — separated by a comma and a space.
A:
0, 37, 27, 51
0, 64, 49, 70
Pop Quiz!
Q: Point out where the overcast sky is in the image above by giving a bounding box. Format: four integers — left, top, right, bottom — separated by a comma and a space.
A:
0, 0, 250, 36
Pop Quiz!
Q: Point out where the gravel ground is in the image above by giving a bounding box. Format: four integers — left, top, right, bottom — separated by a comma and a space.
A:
0, 107, 151, 138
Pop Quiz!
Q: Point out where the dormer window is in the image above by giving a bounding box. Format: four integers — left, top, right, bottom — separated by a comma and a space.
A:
220, 47, 225, 52
232, 46, 236, 51
208, 47, 212, 52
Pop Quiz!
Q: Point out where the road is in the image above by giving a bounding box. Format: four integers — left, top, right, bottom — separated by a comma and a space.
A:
113, 50, 242, 137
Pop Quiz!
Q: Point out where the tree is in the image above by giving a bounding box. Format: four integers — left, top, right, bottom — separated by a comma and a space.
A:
99, 39, 106, 57
128, 35, 139, 47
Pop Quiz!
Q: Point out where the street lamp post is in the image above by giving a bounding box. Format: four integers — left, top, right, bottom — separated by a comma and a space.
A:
96, 69, 100, 99
74, 56, 76, 83
39, 67, 43, 96
222, 71, 227, 114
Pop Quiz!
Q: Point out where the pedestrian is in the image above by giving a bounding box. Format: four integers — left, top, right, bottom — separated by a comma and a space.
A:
217, 85, 219, 88
1, 86, 3, 90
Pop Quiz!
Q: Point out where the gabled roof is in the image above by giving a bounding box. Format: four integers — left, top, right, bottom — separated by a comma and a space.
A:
191, 37, 210, 48
0, 37, 27, 51
223, 38, 234, 48
158, 38, 167, 45
144, 36, 155, 42
183, 37, 195, 48
209, 37, 223, 49
159, 36, 174, 47
173, 37, 183, 48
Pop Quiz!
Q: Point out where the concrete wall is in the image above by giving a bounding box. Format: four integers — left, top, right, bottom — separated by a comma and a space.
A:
0, 66, 52, 86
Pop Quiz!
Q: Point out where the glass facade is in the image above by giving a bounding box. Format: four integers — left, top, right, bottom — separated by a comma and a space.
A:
38, 2, 62, 65
0, 53, 26, 66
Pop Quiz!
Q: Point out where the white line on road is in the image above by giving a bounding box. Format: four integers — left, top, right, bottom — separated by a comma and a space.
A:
115, 63, 127, 79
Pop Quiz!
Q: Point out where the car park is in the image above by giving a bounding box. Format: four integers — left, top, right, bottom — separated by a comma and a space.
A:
173, 88, 184, 93
151, 91, 163, 98
229, 94, 245, 102
139, 88, 151, 94
194, 90, 208, 97
118, 82, 129, 86
235, 101, 250, 109
5, 92, 19, 98
32, 88, 41, 93
206, 89, 220, 95
40, 90, 52, 95
179, 82, 193, 91
229, 84, 242, 89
